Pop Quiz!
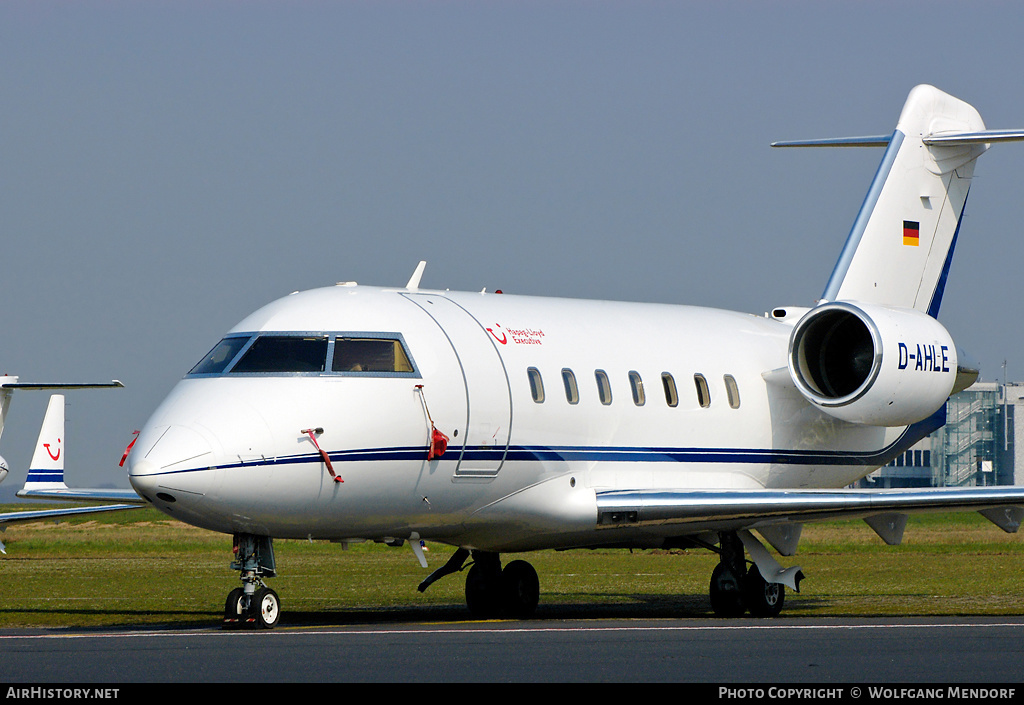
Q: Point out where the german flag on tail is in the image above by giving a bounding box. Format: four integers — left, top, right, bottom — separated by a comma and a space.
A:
903, 220, 920, 246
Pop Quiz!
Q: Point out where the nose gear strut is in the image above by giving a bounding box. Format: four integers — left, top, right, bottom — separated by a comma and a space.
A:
224, 534, 280, 629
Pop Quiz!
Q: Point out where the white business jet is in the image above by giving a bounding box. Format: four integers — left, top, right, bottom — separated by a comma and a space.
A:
44, 84, 1024, 629
0, 382, 144, 552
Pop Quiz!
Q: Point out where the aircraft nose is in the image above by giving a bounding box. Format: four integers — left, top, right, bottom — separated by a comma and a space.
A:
127, 423, 217, 499
127, 380, 277, 506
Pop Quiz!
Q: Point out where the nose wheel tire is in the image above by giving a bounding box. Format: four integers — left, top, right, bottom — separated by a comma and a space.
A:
223, 587, 246, 628
223, 586, 281, 629
253, 587, 281, 629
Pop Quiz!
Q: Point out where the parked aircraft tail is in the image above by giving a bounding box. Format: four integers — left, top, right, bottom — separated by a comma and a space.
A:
13, 394, 144, 505
23, 394, 67, 493
0, 394, 142, 551
774, 84, 1024, 316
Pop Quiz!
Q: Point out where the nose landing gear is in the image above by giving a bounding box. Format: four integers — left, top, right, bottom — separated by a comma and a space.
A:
224, 534, 280, 629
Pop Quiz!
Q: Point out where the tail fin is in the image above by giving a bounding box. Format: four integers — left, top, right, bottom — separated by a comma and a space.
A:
23, 394, 68, 493
775, 85, 1024, 316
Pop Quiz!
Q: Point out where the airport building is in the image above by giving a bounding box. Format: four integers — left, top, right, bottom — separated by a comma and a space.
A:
863, 382, 1024, 488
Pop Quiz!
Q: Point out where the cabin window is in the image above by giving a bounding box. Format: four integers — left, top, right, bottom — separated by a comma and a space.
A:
595, 370, 612, 405
562, 369, 579, 404
189, 336, 250, 375
629, 371, 645, 406
694, 374, 711, 408
230, 335, 329, 373
333, 338, 414, 373
662, 373, 678, 407
724, 374, 741, 409
528, 367, 545, 403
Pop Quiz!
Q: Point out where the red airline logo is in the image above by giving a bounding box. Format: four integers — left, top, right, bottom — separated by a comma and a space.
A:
486, 324, 508, 345
486, 323, 545, 346
44, 440, 61, 461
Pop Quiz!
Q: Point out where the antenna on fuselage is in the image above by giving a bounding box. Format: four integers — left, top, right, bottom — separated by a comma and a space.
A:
405, 261, 427, 291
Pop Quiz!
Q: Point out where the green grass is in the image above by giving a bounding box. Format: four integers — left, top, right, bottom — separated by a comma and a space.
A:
0, 506, 1022, 629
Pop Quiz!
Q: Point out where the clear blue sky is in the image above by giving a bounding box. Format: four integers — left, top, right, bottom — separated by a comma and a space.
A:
3, 1, 1024, 490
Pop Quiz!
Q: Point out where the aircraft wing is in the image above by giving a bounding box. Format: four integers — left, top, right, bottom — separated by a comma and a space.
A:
15, 487, 144, 503
0, 500, 143, 554
596, 486, 1024, 541
0, 502, 141, 526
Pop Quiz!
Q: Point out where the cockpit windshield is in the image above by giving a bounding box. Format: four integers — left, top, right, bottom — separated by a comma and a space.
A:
230, 336, 329, 373
189, 336, 250, 375
187, 332, 418, 377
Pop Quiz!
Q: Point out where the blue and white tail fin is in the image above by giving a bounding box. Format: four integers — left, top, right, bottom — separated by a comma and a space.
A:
775, 84, 1024, 316
14, 393, 144, 504
23, 394, 68, 493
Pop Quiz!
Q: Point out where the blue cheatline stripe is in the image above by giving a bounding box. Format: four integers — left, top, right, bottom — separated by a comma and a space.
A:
133, 406, 944, 478
26, 470, 63, 482
821, 130, 905, 302
926, 188, 970, 318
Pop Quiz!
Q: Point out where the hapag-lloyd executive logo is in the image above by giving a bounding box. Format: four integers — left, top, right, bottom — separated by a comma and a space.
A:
486, 323, 545, 346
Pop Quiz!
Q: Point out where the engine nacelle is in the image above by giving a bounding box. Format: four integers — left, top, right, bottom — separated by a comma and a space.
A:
788, 301, 957, 426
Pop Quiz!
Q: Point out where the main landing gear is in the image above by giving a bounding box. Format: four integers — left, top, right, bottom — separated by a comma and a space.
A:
708, 531, 789, 618
419, 549, 540, 618
223, 534, 281, 629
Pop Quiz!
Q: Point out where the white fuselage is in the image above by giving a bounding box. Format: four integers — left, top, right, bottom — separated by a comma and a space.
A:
127, 285, 919, 552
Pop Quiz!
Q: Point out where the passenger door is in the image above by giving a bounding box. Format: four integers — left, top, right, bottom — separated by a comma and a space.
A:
401, 293, 512, 477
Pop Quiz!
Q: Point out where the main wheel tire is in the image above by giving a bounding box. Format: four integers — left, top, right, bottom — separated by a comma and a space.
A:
743, 566, 785, 618
709, 562, 746, 617
465, 561, 503, 618
501, 560, 540, 618
223, 587, 246, 629
253, 587, 281, 629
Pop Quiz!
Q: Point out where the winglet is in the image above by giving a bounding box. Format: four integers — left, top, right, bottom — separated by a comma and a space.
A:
405, 261, 427, 291
23, 395, 68, 493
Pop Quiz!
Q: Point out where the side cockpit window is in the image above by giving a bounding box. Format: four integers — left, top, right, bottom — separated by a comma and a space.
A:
189, 336, 251, 375
333, 338, 414, 373
231, 336, 329, 373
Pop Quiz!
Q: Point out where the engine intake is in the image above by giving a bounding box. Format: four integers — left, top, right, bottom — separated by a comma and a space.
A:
788, 301, 957, 426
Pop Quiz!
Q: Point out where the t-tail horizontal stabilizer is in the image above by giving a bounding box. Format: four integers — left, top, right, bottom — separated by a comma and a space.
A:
0, 375, 122, 447
773, 84, 1024, 316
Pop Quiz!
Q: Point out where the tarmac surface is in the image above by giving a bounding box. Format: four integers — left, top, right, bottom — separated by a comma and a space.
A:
2, 615, 1023, 684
